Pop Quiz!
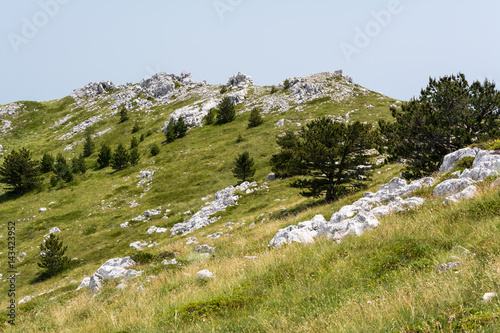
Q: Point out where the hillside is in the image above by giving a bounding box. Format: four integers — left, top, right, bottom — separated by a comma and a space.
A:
0, 71, 499, 332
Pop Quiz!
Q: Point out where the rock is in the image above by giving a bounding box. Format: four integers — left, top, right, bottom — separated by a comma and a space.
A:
131, 215, 145, 222
59, 116, 102, 140
483, 292, 497, 303
206, 232, 222, 239
48, 227, 61, 234
130, 241, 148, 250
366, 105, 374, 109
161, 99, 218, 131
88, 273, 104, 294
459, 167, 498, 182
433, 178, 475, 197
186, 237, 198, 245
170, 182, 257, 235
140, 73, 175, 98
227, 89, 247, 105
195, 245, 215, 253
227, 72, 253, 87
120, 222, 129, 228
196, 269, 214, 279
70, 81, 116, 98
444, 185, 478, 204
267, 173, 276, 181
275, 119, 285, 127
39, 207, 47, 212
439, 147, 480, 174
96, 257, 136, 280
123, 269, 143, 282
146, 226, 167, 234
437, 261, 461, 272
472, 149, 500, 172
144, 208, 162, 217
162, 258, 181, 265
244, 256, 257, 260
116, 283, 127, 290
18, 296, 34, 304
76, 277, 90, 291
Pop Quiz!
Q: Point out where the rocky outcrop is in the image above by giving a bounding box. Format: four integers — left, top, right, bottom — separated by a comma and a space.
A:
59, 116, 102, 140
170, 182, 257, 236
78, 257, 141, 294
439, 147, 480, 174
161, 99, 218, 131
140, 73, 176, 98
227, 72, 253, 87
433, 178, 475, 198
70, 81, 116, 98
443, 185, 478, 204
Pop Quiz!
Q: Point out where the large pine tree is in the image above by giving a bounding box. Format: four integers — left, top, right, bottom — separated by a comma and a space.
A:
0, 148, 41, 193
216, 97, 236, 124
232, 151, 256, 182
97, 144, 112, 169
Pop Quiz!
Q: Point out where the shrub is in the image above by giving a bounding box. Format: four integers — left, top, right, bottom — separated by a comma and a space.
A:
130, 136, 139, 149
0, 148, 41, 193
150, 144, 160, 156
270, 85, 278, 94
82, 133, 95, 157
119, 107, 129, 123
40, 153, 55, 173
204, 108, 216, 125
233, 151, 256, 182
130, 147, 140, 166
37, 234, 70, 279
111, 144, 130, 171
132, 123, 141, 133
140, 133, 145, 142
283, 79, 291, 90
54, 153, 73, 183
248, 107, 263, 128
174, 117, 188, 138
97, 144, 112, 169
216, 97, 236, 124
220, 85, 228, 94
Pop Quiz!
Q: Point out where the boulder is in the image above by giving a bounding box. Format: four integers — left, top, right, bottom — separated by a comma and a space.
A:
70, 81, 116, 98
433, 178, 475, 197
18, 296, 34, 304
196, 269, 214, 279
96, 257, 136, 280
227, 72, 253, 87
146, 226, 167, 234
88, 273, 104, 294
437, 261, 461, 272
444, 185, 478, 204
459, 167, 498, 182
76, 277, 90, 291
439, 147, 481, 174
483, 292, 498, 303
39, 207, 47, 212
275, 119, 285, 127
130, 241, 148, 250
472, 150, 500, 172
195, 245, 215, 253
267, 173, 276, 181
186, 237, 198, 245
139, 73, 175, 98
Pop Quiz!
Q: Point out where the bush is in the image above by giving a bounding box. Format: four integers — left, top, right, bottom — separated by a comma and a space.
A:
54, 153, 73, 183
37, 234, 70, 279
204, 108, 216, 125
40, 153, 55, 173
150, 144, 160, 156
111, 144, 130, 171
130, 147, 140, 166
220, 85, 228, 94
97, 144, 112, 169
50, 175, 59, 187
216, 97, 236, 124
0, 148, 41, 193
232, 151, 256, 182
132, 123, 141, 133
71, 153, 86, 174
82, 133, 95, 157
283, 79, 291, 90
140, 133, 145, 142
248, 107, 263, 128
270, 85, 278, 94
174, 117, 188, 138
130, 136, 139, 149
119, 107, 129, 123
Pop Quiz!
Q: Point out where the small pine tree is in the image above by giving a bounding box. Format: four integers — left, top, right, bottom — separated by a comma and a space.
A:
119, 107, 129, 123
111, 144, 130, 171
54, 153, 73, 183
248, 107, 263, 128
130, 136, 139, 149
165, 120, 176, 143
220, 85, 228, 94
270, 85, 278, 94
216, 97, 236, 124
71, 153, 86, 174
204, 108, 216, 125
0, 148, 41, 193
97, 144, 112, 169
130, 147, 140, 166
232, 151, 256, 183
139, 133, 145, 142
150, 144, 160, 156
38, 234, 70, 278
40, 153, 55, 173
132, 123, 141, 133
174, 117, 188, 138
83, 133, 95, 157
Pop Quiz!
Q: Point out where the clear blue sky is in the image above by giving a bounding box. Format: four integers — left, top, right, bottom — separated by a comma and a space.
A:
1, 0, 499, 104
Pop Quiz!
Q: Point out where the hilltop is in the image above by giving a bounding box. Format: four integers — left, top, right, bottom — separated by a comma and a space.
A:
0, 71, 498, 332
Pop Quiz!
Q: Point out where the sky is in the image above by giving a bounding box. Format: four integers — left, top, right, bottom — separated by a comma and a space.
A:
1, 0, 499, 104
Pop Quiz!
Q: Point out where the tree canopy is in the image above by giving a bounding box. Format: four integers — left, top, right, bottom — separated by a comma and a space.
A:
379, 73, 500, 178
271, 117, 377, 202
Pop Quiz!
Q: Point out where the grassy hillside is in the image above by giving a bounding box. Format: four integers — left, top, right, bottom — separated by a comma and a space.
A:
0, 72, 498, 332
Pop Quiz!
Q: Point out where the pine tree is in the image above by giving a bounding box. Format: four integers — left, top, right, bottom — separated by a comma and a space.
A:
271, 117, 377, 202
97, 144, 112, 169
174, 117, 188, 138
165, 120, 176, 143
111, 144, 130, 170
130, 147, 140, 166
150, 144, 160, 156
248, 107, 263, 128
83, 133, 95, 157
216, 97, 236, 124
54, 153, 73, 182
132, 123, 141, 133
232, 151, 256, 183
204, 108, 216, 125
139, 133, 145, 142
119, 107, 129, 123
0, 148, 41, 193
71, 153, 86, 174
38, 234, 70, 278
40, 153, 55, 173
130, 136, 139, 149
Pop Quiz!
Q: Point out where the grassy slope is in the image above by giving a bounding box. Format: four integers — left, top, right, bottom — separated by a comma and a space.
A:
0, 81, 498, 332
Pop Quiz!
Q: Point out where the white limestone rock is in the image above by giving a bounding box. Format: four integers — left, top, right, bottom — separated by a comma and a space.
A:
88, 273, 104, 294
483, 292, 498, 303
140, 73, 175, 98
444, 185, 478, 204
120, 222, 130, 228
123, 269, 143, 282
472, 149, 500, 172
130, 241, 148, 250
70, 81, 116, 98
460, 167, 498, 182
144, 207, 162, 217
39, 207, 47, 212
227, 72, 254, 87
186, 237, 198, 245
433, 178, 475, 197
76, 277, 90, 291
18, 296, 34, 304
161, 99, 218, 131
96, 257, 136, 280
195, 245, 215, 253
196, 269, 214, 279
275, 119, 285, 127
146, 226, 167, 234
439, 147, 480, 174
